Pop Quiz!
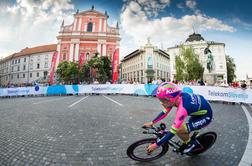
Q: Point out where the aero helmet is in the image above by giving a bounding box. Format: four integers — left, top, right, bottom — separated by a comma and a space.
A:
156, 82, 182, 103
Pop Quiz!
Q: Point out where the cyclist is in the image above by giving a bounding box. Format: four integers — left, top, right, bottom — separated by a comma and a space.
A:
144, 82, 213, 154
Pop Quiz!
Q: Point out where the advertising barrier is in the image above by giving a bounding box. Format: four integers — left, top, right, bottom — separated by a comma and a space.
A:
0, 84, 252, 103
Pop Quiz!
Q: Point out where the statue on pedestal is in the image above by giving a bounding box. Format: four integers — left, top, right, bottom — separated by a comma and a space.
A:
204, 47, 214, 73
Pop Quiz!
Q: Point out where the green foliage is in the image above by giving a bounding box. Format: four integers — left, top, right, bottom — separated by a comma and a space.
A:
79, 63, 91, 83
56, 61, 79, 84
56, 61, 70, 83
56, 53, 113, 84
226, 55, 236, 83
97, 56, 112, 83
175, 46, 204, 81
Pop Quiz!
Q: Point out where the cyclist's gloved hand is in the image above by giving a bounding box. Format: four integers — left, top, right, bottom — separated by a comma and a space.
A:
147, 143, 158, 153
143, 122, 153, 127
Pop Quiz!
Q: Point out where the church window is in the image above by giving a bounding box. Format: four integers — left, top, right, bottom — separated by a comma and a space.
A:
87, 22, 93, 32
86, 53, 90, 60
63, 53, 66, 60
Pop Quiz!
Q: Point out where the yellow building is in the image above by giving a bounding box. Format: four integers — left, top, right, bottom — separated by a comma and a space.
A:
121, 39, 170, 84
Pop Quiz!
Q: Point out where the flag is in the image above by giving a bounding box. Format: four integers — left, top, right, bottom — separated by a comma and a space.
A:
79, 52, 85, 67
49, 51, 58, 85
112, 48, 119, 84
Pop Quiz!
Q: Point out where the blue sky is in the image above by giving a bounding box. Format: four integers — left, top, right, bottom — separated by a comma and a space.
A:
0, 0, 251, 80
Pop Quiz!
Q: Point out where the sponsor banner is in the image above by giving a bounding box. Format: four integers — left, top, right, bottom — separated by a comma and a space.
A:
181, 85, 252, 103
49, 51, 58, 84
0, 86, 47, 96
112, 48, 119, 83
79, 52, 85, 67
1, 85, 252, 103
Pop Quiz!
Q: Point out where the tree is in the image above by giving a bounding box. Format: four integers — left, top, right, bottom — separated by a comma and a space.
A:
67, 62, 79, 84
56, 61, 79, 84
88, 54, 101, 82
79, 63, 91, 83
85, 54, 112, 83
226, 55, 236, 83
56, 61, 69, 83
175, 46, 204, 81
97, 56, 112, 83
56, 53, 113, 84
175, 55, 185, 81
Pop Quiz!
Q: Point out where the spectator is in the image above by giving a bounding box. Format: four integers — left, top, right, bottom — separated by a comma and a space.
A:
198, 79, 205, 86
220, 80, 229, 87
93, 79, 99, 84
240, 80, 247, 89
156, 77, 162, 84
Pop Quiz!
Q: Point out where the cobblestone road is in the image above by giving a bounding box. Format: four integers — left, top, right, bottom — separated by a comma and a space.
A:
0, 95, 249, 166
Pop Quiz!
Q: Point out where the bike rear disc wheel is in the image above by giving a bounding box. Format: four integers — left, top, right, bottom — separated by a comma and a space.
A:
187, 132, 217, 155
127, 138, 169, 162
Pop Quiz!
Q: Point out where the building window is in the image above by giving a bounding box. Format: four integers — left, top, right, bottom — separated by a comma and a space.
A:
87, 22, 93, 32
23, 65, 26, 70
15, 60, 17, 64
43, 71, 48, 79
30, 73, 32, 78
12, 60, 14, 64
37, 72, 39, 77
37, 64, 40, 69
17, 74, 19, 79
17, 66, 20, 71
24, 58, 26, 62
23, 73, 25, 78
18, 59, 20, 63
44, 62, 48, 68
63, 53, 66, 60
11, 66, 13, 72
86, 53, 90, 60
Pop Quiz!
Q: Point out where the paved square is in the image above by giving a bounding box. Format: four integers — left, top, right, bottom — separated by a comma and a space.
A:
0, 95, 249, 165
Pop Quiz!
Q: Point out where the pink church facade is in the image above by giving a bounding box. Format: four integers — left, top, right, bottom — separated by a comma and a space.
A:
55, 7, 120, 68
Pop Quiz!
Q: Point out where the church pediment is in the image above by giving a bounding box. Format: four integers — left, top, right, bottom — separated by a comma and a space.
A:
77, 10, 107, 18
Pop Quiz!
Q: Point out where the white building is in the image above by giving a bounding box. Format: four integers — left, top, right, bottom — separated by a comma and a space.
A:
246, 74, 252, 88
167, 33, 227, 85
0, 44, 56, 87
121, 40, 170, 83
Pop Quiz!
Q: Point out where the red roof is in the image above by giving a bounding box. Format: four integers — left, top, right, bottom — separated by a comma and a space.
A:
13, 44, 57, 58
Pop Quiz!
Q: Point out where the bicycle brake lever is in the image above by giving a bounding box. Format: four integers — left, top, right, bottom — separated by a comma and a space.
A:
142, 125, 155, 130
142, 126, 149, 130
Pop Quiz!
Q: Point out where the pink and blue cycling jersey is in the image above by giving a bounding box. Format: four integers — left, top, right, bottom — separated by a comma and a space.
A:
152, 92, 213, 146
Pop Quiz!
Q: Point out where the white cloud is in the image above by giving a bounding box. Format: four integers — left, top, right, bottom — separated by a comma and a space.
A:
186, 0, 197, 10
176, 3, 184, 9
119, 1, 235, 58
232, 18, 252, 30
0, 0, 75, 58
126, 0, 171, 17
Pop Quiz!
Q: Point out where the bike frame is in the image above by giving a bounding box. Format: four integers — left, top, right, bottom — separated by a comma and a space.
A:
143, 125, 200, 153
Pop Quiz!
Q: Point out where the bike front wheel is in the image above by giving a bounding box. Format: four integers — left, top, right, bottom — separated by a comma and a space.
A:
127, 138, 169, 162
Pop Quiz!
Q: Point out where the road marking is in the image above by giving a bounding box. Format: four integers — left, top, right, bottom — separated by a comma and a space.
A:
122, 95, 155, 100
33, 96, 69, 104
239, 104, 252, 166
68, 96, 89, 108
102, 95, 123, 106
